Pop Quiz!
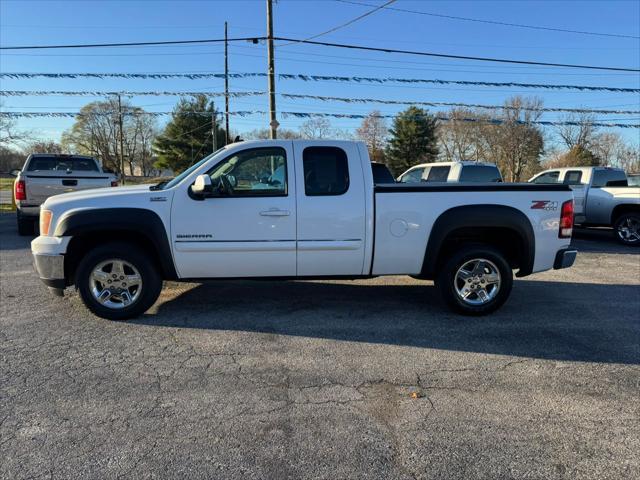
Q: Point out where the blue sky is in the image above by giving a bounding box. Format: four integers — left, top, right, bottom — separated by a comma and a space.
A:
1, 0, 639, 147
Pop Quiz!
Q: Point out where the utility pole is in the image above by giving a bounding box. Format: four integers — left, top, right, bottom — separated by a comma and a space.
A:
266, 0, 278, 139
224, 21, 230, 145
117, 94, 125, 185
212, 110, 217, 151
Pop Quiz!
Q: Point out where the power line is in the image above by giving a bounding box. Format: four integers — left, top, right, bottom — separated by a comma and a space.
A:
4, 90, 639, 115
2, 110, 638, 128
3, 34, 638, 72
1, 72, 637, 92
273, 37, 640, 72
279, 0, 396, 46
0, 36, 265, 50
335, 0, 640, 40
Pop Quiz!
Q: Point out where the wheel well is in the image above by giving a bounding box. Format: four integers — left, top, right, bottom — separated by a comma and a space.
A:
611, 204, 640, 224
64, 230, 164, 287
434, 227, 526, 274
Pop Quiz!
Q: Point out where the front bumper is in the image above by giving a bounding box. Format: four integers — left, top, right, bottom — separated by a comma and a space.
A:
33, 253, 66, 291
554, 248, 578, 270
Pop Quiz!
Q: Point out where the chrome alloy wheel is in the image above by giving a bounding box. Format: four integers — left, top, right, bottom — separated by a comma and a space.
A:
89, 259, 143, 309
454, 258, 501, 306
616, 216, 640, 244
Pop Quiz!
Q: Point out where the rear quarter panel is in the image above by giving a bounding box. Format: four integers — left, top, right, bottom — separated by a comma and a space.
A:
372, 189, 572, 275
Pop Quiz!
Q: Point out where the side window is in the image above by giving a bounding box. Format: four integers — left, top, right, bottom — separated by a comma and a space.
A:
459, 165, 502, 182
563, 170, 583, 185
533, 171, 560, 184
399, 168, 424, 183
206, 147, 287, 196
425, 166, 451, 182
303, 147, 349, 196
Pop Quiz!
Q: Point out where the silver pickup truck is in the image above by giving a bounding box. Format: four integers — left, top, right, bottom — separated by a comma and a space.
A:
13, 154, 117, 235
530, 166, 640, 246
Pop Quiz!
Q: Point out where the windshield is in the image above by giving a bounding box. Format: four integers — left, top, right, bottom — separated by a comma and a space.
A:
157, 148, 226, 190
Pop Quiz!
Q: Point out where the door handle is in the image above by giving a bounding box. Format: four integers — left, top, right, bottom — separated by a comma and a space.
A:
260, 209, 290, 217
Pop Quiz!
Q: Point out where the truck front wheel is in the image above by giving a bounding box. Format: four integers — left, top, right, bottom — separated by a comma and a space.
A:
75, 242, 162, 320
436, 246, 513, 316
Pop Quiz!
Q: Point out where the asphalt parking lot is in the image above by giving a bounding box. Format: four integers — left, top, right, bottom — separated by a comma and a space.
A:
1, 212, 639, 479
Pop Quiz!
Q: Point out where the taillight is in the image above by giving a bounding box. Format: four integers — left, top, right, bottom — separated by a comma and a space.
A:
14, 179, 26, 201
559, 199, 574, 238
110, 181, 119, 187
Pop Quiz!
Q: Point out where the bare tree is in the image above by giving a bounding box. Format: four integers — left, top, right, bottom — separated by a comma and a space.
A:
0, 102, 32, 147
356, 110, 387, 163
62, 98, 157, 175
24, 140, 65, 154
438, 108, 483, 162
556, 112, 596, 149
591, 132, 624, 166
299, 117, 333, 139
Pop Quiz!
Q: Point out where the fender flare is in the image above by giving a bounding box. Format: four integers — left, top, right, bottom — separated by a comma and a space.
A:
421, 204, 535, 278
54, 207, 178, 279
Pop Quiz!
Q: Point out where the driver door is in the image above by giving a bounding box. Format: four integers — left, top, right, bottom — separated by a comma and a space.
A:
170, 143, 297, 278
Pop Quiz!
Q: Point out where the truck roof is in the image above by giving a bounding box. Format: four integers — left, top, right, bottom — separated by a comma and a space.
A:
406, 161, 499, 169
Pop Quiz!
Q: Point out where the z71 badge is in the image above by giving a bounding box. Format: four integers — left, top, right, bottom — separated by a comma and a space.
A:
531, 200, 558, 211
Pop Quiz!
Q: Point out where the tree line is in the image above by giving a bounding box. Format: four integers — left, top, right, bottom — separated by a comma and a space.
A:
1, 95, 638, 178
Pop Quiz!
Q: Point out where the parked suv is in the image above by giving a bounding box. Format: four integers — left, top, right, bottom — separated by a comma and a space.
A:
13, 154, 117, 235
398, 161, 502, 183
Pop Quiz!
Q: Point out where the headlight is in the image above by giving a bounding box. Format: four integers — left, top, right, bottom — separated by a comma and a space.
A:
40, 210, 53, 236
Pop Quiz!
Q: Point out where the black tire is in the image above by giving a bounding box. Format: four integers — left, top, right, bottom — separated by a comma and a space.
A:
436, 245, 513, 316
75, 242, 162, 320
16, 212, 35, 236
613, 213, 640, 247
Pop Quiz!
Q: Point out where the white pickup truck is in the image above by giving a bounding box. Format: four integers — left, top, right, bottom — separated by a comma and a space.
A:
31, 140, 576, 320
13, 153, 118, 235
398, 161, 502, 183
530, 166, 640, 246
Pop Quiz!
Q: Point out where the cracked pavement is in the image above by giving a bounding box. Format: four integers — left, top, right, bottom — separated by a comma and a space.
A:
1, 214, 639, 479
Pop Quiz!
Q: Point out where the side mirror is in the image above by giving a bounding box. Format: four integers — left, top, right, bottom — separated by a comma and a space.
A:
191, 174, 213, 196
10, 169, 21, 177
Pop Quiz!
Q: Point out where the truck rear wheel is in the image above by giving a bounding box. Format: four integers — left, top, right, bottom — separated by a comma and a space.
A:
75, 242, 162, 320
436, 245, 513, 316
613, 213, 640, 246
17, 212, 35, 236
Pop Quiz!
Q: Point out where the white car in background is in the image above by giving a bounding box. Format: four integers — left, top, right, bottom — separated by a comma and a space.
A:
398, 161, 503, 184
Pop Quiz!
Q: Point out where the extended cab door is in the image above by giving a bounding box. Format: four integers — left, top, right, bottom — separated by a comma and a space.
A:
170, 143, 297, 278
293, 142, 367, 276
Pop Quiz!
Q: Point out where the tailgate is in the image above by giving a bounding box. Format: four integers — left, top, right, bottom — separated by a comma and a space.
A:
569, 184, 586, 219
25, 173, 113, 204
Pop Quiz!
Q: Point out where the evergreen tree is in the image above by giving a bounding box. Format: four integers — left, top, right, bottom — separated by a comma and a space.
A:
385, 106, 439, 176
153, 95, 226, 173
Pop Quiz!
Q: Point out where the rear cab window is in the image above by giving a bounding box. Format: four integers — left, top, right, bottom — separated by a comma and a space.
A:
303, 147, 349, 196
563, 170, 583, 185
425, 166, 450, 182
459, 165, 502, 182
591, 169, 628, 187
27, 156, 99, 172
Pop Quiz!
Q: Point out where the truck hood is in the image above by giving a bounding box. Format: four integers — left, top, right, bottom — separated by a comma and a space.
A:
43, 184, 161, 211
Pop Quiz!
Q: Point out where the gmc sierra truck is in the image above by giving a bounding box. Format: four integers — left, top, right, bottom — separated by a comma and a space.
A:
31, 140, 577, 320
530, 166, 640, 246
13, 153, 118, 235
